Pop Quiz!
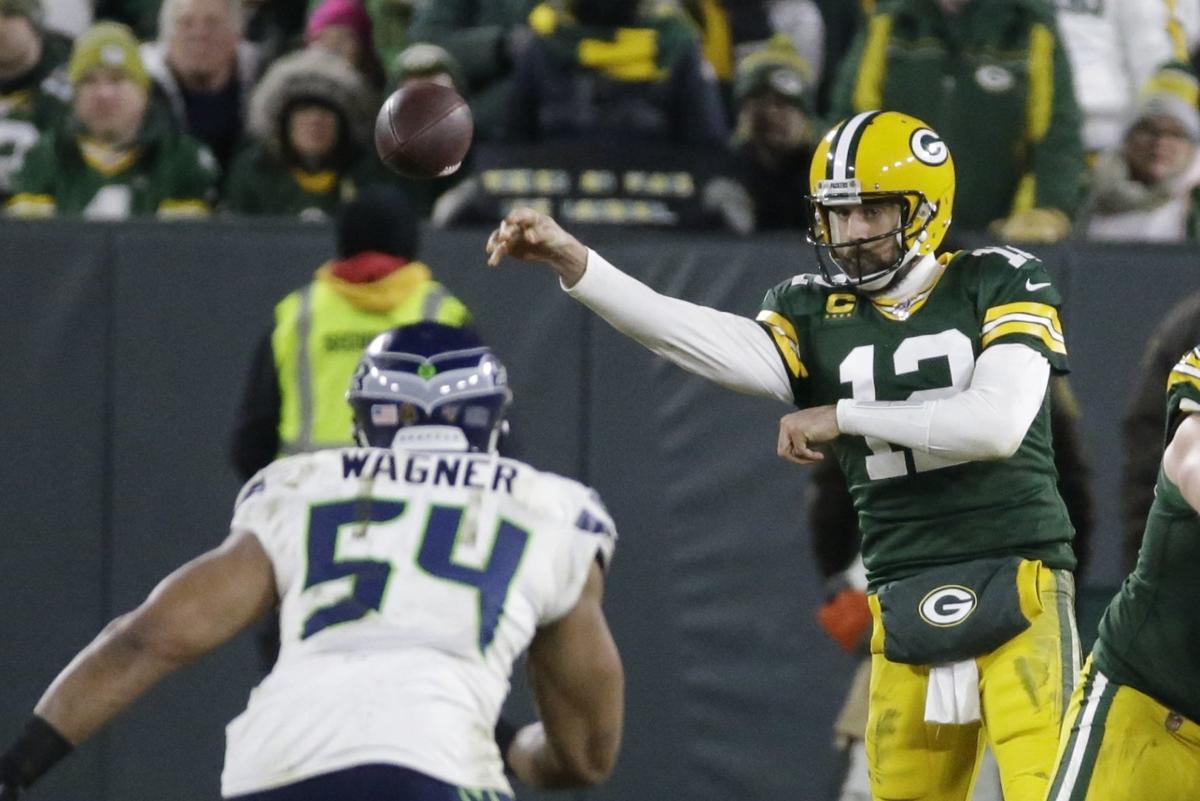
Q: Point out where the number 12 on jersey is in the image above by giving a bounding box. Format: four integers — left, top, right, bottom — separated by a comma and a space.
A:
302, 499, 529, 650
839, 330, 974, 479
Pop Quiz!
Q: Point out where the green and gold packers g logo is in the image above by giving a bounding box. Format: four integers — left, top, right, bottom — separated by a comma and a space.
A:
919, 585, 977, 627
910, 128, 948, 166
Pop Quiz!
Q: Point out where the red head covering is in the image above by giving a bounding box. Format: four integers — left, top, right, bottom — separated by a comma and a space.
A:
305, 0, 373, 50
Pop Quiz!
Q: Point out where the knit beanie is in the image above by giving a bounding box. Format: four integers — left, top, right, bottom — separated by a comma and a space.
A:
0, 0, 42, 27
1132, 62, 1200, 143
733, 35, 814, 112
336, 185, 420, 260
392, 42, 466, 92
306, 0, 373, 51
68, 22, 149, 90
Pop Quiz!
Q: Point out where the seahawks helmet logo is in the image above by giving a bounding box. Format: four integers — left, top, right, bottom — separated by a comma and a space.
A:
919, 586, 977, 627
910, 128, 948, 166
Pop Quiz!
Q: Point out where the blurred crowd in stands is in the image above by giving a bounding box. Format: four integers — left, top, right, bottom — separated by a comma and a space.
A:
4, 0, 1200, 241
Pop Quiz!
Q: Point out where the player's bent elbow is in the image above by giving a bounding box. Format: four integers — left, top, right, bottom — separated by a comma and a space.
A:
558, 731, 620, 787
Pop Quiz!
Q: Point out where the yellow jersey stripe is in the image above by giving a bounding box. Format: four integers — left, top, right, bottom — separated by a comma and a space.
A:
984, 301, 1062, 333
1166, 0, 1190, 61
755, 310, 808, 378
852, 14, 891, 112
1026, 24, 1054, 143
981, 321, 1067, 354
5, 193, 56, 217
1168, 357, 1200, 386
982, 313, 1066, 345
1168, 369, 1200, 394
157, 199, 211, 218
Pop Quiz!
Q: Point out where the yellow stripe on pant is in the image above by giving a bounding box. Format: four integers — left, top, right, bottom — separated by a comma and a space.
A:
1045, 656, 1200, 801
864, 564, 1078, 801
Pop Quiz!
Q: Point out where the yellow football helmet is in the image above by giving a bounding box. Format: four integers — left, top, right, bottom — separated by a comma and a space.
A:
806, 110, 955, 290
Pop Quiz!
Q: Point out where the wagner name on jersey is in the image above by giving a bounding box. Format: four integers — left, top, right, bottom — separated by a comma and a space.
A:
220, 446, 617, 797
758, 246, 1075, 587
1092, 346, 1200, 724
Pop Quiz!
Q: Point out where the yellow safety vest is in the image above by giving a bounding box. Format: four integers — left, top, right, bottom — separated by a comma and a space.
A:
272, 261, 470, 455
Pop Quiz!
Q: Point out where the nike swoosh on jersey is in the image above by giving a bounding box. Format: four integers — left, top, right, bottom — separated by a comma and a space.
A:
1025, 279, 1052, 291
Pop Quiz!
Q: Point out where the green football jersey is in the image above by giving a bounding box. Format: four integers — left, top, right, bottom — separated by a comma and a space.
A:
1093, 346, 1200, 723
8, 103, 217, 218
0, 32, 72, 196
759, 246, 1076, 587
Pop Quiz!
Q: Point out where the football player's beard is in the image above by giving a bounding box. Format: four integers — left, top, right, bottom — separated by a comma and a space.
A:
832, 242, 896, 281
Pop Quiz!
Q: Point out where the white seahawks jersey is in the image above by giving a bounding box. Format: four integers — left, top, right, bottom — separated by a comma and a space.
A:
220, 447, 616, 797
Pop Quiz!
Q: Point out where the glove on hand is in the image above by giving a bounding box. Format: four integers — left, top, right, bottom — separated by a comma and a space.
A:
817, 587, 872, 654
989, 207, 1071, 244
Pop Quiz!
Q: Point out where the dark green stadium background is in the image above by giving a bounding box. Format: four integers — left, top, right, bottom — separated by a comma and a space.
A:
0, 219, 1191, 801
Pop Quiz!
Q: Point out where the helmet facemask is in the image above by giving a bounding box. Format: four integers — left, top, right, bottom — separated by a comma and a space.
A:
348, 346, 513, 454
807, 182, 936, 293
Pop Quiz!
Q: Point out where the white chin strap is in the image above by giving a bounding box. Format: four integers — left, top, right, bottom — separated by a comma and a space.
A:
391, 426, 471, 452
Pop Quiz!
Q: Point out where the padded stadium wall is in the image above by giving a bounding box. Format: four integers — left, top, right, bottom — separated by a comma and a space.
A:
0, 219, 1192, 801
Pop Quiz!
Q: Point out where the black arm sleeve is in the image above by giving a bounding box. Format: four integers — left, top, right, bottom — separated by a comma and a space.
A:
1048, 377, 1094, 579
230, 329, 281, 482
807, 455, 861, 580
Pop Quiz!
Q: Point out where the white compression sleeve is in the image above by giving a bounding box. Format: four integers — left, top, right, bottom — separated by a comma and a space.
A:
835, 344, 1050, 460
563, 249, 793, 402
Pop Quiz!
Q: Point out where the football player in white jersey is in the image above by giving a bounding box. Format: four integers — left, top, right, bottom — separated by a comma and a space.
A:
0, 323, 624, 801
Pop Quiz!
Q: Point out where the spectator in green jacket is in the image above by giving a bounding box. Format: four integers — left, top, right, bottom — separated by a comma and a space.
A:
223, 47, 385, 219
505, 0, 728, 145
405, 0, 540, 140
831, 0, 1085, 244
6, 21, 217, 219
0, 0, 74, 200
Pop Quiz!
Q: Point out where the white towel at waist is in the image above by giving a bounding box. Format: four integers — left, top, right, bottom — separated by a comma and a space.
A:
925, 660, 980, 724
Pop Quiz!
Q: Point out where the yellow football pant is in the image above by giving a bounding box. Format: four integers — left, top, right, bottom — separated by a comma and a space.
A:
865, 566, 1079, 801
1043, 655, 1200, 801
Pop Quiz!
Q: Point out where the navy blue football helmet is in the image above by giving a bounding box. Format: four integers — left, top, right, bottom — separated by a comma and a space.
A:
347, 323, 512, 453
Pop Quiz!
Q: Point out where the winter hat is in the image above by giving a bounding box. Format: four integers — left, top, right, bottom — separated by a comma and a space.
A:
392, 42, 466, 92
0, 0, 43, 27
306, 0, 373, 51
336, 185, 420, 259
68, 22, 149, 90
1131, 62, 1200, 143
733, 35, 814, 111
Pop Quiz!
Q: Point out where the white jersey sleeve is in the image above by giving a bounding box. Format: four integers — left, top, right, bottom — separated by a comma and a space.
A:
564, 249, 794, 402
510, 469, 617, 624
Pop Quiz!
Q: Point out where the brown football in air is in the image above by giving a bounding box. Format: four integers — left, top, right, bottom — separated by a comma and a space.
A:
374, 82, 474, 179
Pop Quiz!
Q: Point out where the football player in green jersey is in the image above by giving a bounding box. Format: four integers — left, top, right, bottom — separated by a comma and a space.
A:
1044, 347, 1200, 801
487, 109, 1082, 801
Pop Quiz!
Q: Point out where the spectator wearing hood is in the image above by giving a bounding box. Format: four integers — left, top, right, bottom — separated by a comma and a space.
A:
1084, 63, 1200, 242
222, 47, 384, 219
0, 0, 74, 199
7, 21, 217, 218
